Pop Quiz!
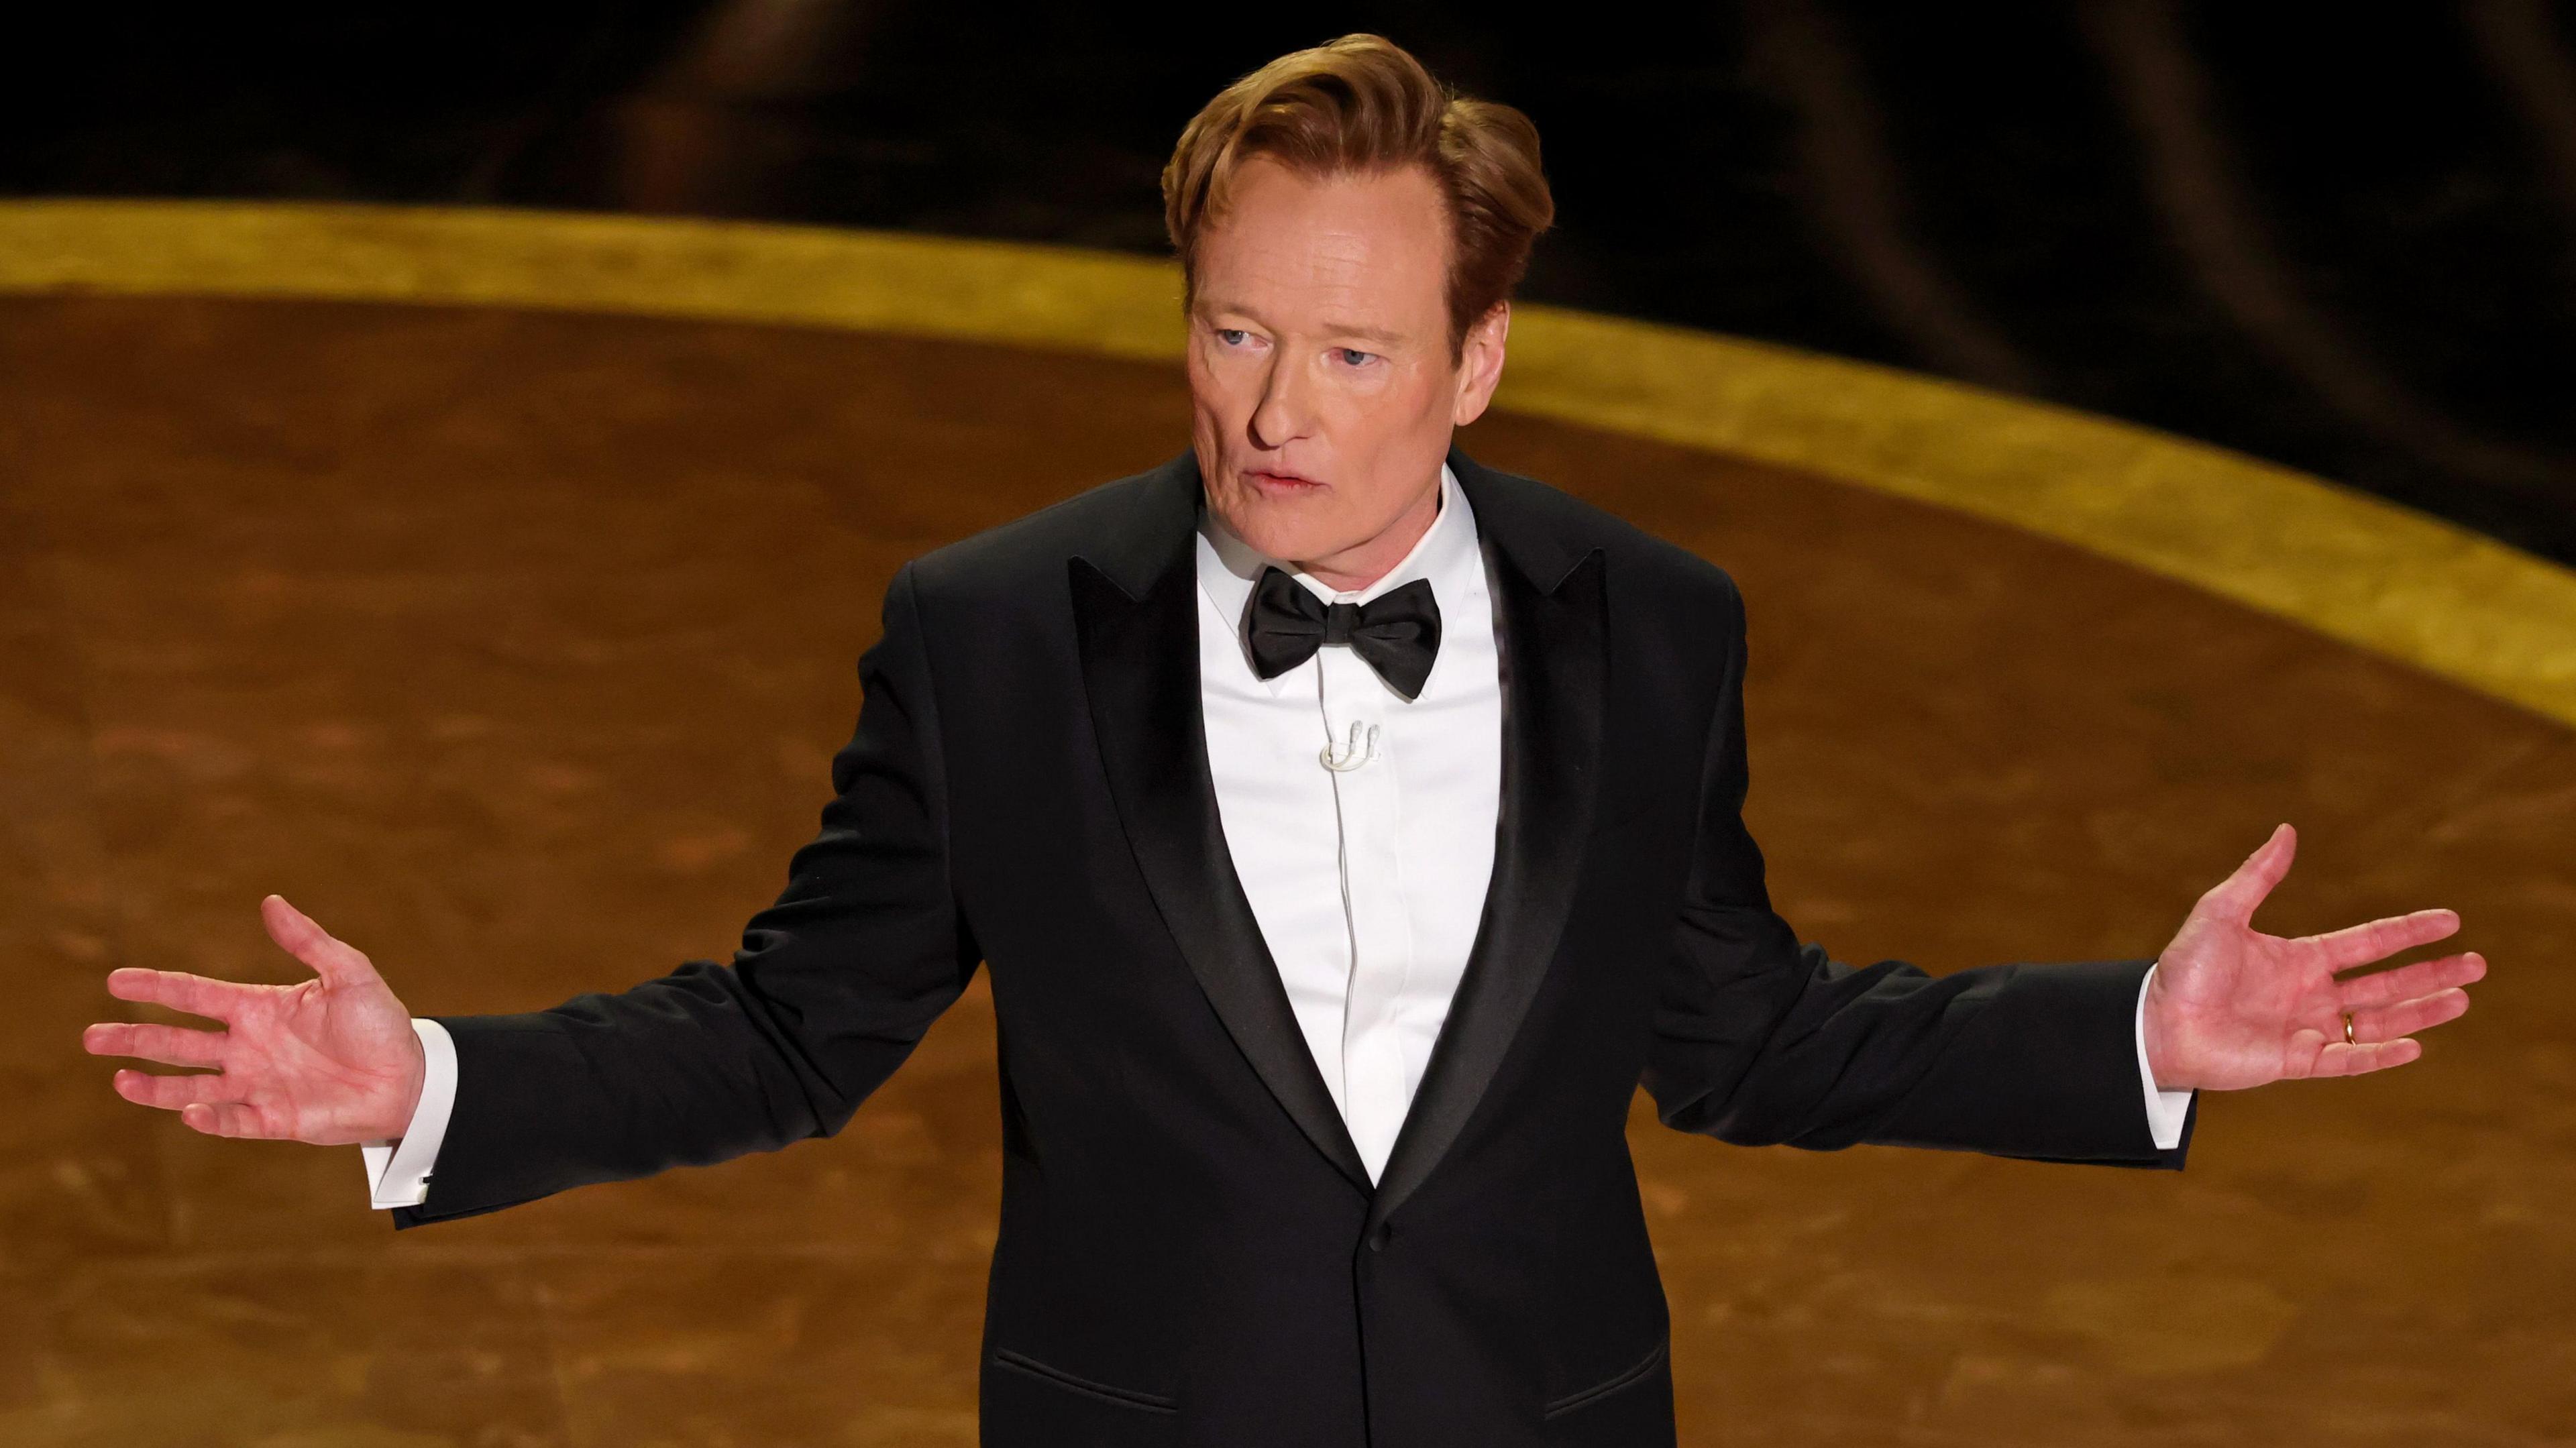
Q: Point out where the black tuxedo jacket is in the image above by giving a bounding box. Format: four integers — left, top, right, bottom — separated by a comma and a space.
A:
394, 445, 2194, 1446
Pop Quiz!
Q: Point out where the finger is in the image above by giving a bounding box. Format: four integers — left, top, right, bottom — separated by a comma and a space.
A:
2198, 822, 2297, 925
2338, 950, 2485, 1009
2308, 1038, 2422, 1077
2311, 908, 2461, 971
260, 894, 378, 987
179, 1101, 271, 1138
111, 1066, 242, 1111
2352, 988, 2471, 1043
103, 967, 254, 1022
82, 1021, 229, 1069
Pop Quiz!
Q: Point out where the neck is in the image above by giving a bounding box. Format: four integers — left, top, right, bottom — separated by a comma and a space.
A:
1297, 474, 1444, 594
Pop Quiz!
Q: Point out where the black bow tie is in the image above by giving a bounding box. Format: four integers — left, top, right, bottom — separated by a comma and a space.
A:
1242, 565, 1442, 701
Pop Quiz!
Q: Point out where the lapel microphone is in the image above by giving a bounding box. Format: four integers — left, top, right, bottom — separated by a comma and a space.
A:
1320, 720, 1380, 772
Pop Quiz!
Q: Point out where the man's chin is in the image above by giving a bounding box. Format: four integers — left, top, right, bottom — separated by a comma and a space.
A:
1216, 498, 1341, 565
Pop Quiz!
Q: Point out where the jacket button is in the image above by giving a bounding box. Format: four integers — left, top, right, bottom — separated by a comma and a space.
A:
1368, 1223, 1392, 1252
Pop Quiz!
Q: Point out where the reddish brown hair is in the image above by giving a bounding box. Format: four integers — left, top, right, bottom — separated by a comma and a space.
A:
1161, 33, 1554, 364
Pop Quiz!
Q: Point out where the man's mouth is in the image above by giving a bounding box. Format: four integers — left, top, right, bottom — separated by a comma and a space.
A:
1246, 469, 1324, 492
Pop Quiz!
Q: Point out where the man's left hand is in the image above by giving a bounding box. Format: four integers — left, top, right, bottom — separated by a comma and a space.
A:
2142, 822, 2484, 1092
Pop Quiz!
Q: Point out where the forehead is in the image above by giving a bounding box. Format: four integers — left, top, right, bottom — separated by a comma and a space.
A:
1195, 158, 1450, 329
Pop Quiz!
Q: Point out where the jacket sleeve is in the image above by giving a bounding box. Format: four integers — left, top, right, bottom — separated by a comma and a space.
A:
1638, 573, 2193, 1169
392, 561, 980, 1227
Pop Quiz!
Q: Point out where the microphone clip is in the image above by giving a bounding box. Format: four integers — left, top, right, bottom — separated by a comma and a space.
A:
1320, 720, 1380, 773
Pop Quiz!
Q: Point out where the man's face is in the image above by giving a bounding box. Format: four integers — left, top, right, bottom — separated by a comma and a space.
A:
1187, 156, 1508, 590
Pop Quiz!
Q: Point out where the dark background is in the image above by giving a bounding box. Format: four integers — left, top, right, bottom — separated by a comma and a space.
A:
12, 1, 2575, 564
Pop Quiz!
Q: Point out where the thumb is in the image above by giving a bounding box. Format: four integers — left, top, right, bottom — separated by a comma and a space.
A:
2198, 822, 2296, 926
259, 893, 379, 988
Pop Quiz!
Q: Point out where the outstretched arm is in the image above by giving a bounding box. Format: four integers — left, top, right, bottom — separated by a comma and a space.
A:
83, 561, 981, 1226
1640, 576, 2480, 1166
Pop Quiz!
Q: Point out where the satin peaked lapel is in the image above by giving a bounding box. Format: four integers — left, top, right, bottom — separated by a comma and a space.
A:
1069, 456, 1373, 1194
1367, 451, 1609, 1231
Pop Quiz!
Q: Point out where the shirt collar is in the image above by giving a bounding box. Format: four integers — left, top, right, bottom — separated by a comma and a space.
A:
1195, 461, 1481, 688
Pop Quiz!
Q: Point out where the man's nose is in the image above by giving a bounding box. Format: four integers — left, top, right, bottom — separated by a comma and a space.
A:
1248, 355, 1313, 451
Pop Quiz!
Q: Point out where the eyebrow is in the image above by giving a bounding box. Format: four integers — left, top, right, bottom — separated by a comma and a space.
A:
1195, 300, 1411, 346
1323, 323, 1407, 345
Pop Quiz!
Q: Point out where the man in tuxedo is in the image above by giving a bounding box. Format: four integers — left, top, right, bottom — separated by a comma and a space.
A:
83, 32, 2484, 1447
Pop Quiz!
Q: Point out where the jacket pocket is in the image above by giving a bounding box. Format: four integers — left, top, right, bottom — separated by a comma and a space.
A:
991, 1347, 1180, 1414
1541, 1336, 1669, 1420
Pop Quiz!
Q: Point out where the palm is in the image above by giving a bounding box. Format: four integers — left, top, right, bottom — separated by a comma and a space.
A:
82, 895, 425, 1143
2145, 824, 2484, 1092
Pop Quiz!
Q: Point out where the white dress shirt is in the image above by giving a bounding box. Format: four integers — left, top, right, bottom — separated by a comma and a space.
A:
1195, 462, 1501, 1182
364, 463, 2190, 1207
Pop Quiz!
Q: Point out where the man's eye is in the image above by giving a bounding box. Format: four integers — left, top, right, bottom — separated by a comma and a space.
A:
1216, 328, 1250, 346
1337, 348, 1379, 367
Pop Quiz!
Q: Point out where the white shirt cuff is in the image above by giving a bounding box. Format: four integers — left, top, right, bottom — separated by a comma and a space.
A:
359, 1018, 457, 1209
2135, 962, 2194, 1151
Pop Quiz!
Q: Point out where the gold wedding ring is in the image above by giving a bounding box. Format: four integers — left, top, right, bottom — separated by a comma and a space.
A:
2341, 1010, 2357, 1046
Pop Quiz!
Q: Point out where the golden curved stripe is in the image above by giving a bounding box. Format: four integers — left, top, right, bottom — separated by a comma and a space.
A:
5, 199, 2571, 728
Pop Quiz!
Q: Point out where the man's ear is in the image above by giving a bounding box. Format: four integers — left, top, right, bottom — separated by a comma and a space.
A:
1450, 301, 1511, 427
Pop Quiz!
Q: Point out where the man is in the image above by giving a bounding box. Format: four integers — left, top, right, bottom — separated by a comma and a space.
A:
83, 34, 2483, 1447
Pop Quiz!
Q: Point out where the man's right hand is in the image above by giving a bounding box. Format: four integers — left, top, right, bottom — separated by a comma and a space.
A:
81, 894, 427, 1144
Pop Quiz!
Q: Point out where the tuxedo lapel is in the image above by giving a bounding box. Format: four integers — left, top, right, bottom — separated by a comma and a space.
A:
1070, 451, 1374, 1193
1367, 446, 1609, 1230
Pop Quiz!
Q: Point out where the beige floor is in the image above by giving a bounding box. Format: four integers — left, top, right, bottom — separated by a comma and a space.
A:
3, 294, 2569, 1446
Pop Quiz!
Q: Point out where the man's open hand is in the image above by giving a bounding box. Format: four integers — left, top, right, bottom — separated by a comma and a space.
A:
81, 895, 426, 1143
2143, 823, 2484, 1092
